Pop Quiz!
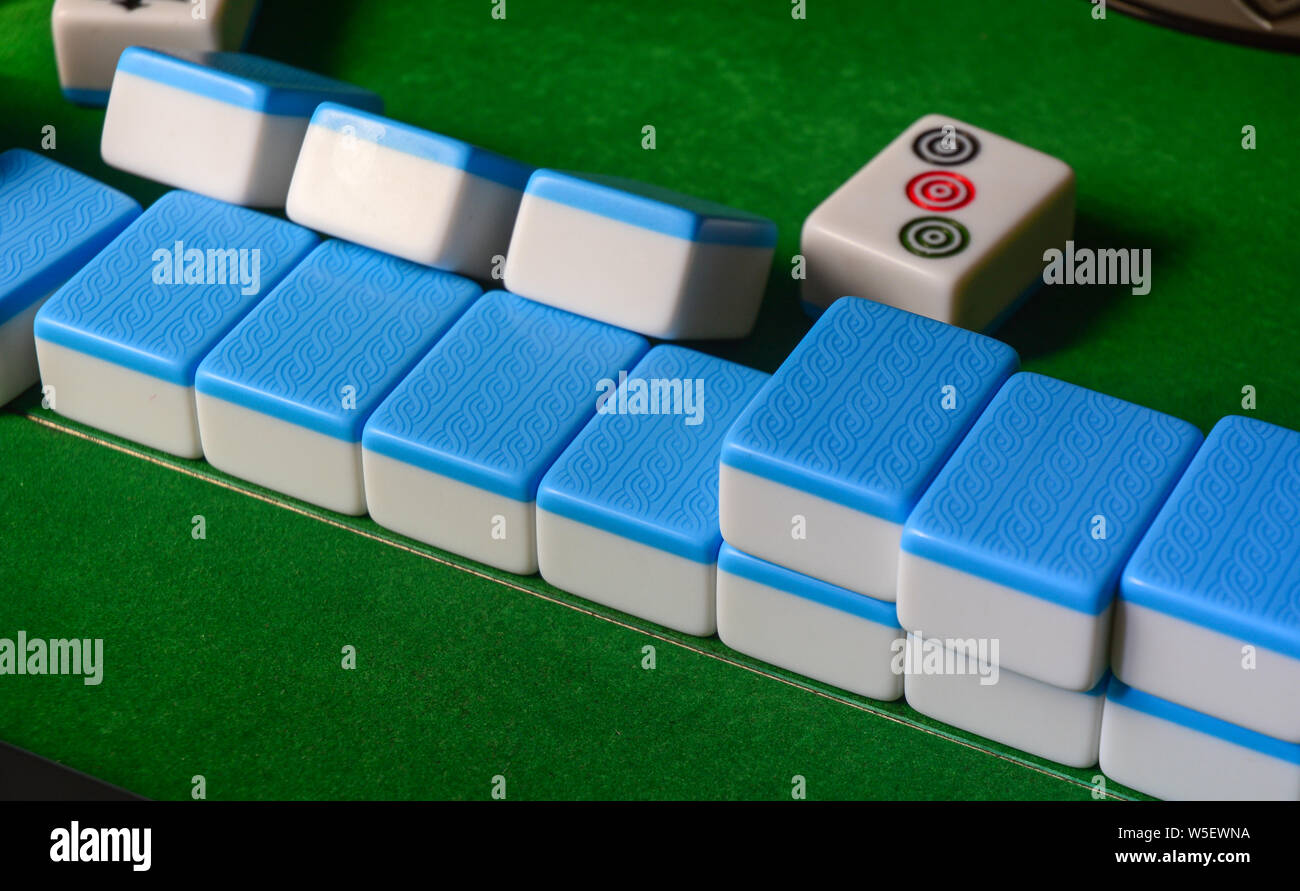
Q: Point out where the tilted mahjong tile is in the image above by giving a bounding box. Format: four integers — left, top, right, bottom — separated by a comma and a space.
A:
53, 0, 259, 106
286, 103, 534, 279
801, 114, 1074, 332
504, 170, 776, 340
102, 47, 380, 206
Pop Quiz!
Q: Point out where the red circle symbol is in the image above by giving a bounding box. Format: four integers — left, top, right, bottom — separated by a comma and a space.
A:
906, 171, 975, 212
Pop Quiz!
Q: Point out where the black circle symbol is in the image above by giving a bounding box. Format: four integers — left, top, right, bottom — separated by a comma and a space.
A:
912, 126, 980, 166
899, 216, 970, 258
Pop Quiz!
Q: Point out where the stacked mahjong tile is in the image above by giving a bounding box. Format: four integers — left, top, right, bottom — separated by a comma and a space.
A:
1104, 416, 1300, 800
717, 297, 1019, 701
3, 30, 1298, 802
717, 298, 1299, 800
897, 370, 1200, 769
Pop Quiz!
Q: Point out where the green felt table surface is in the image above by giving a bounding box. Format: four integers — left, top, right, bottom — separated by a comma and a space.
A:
0, 0, 1297, 800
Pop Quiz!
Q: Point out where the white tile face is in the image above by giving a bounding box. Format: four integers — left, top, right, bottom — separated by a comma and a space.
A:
716, 568, 904, 700
903, 639, 1104, 768
505, 196, 691, 337
896, 550, 1111, 691
536, 508, 718, 636
0, 294, 52, 407
717, 463, 903, 602
101, 72, 309, 206
195, 393, 367, 515
504, 196, 773, 340
1099, 699, 1300, 801
801, 114, 1074, 330
286, 126, 524, 278
363, 449, 538, 576
1112, 601, 1300, 743
53, 0, 257, 99
35, 339, 203, 458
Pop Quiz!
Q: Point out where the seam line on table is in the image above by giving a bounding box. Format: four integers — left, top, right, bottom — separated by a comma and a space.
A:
19, 410, 1129, 800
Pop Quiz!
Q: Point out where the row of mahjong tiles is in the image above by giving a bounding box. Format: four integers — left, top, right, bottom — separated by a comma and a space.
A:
5, 162, 1298, 799
1, 46, 1297, 800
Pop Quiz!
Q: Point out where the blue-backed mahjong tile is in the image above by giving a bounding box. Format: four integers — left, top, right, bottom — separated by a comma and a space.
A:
716, 543, 905, 697
194, 240, 481, 514
0, 149, 140, 405
285, 102, 535, 277
1115, 415, 1300, 742
719, 295, 1019, 601
360, 290, 650, 573
898, 371, 1203, 691
33, 190, 317, 456
302, 102, 534, 189
535, 346, 768, 633
102, 47, 382, 206
540, 346, 769, 559
503, 169, 778, 339
113, 47, 382, 118
521, 170, 778, 246
1100, 678, 1300, 801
